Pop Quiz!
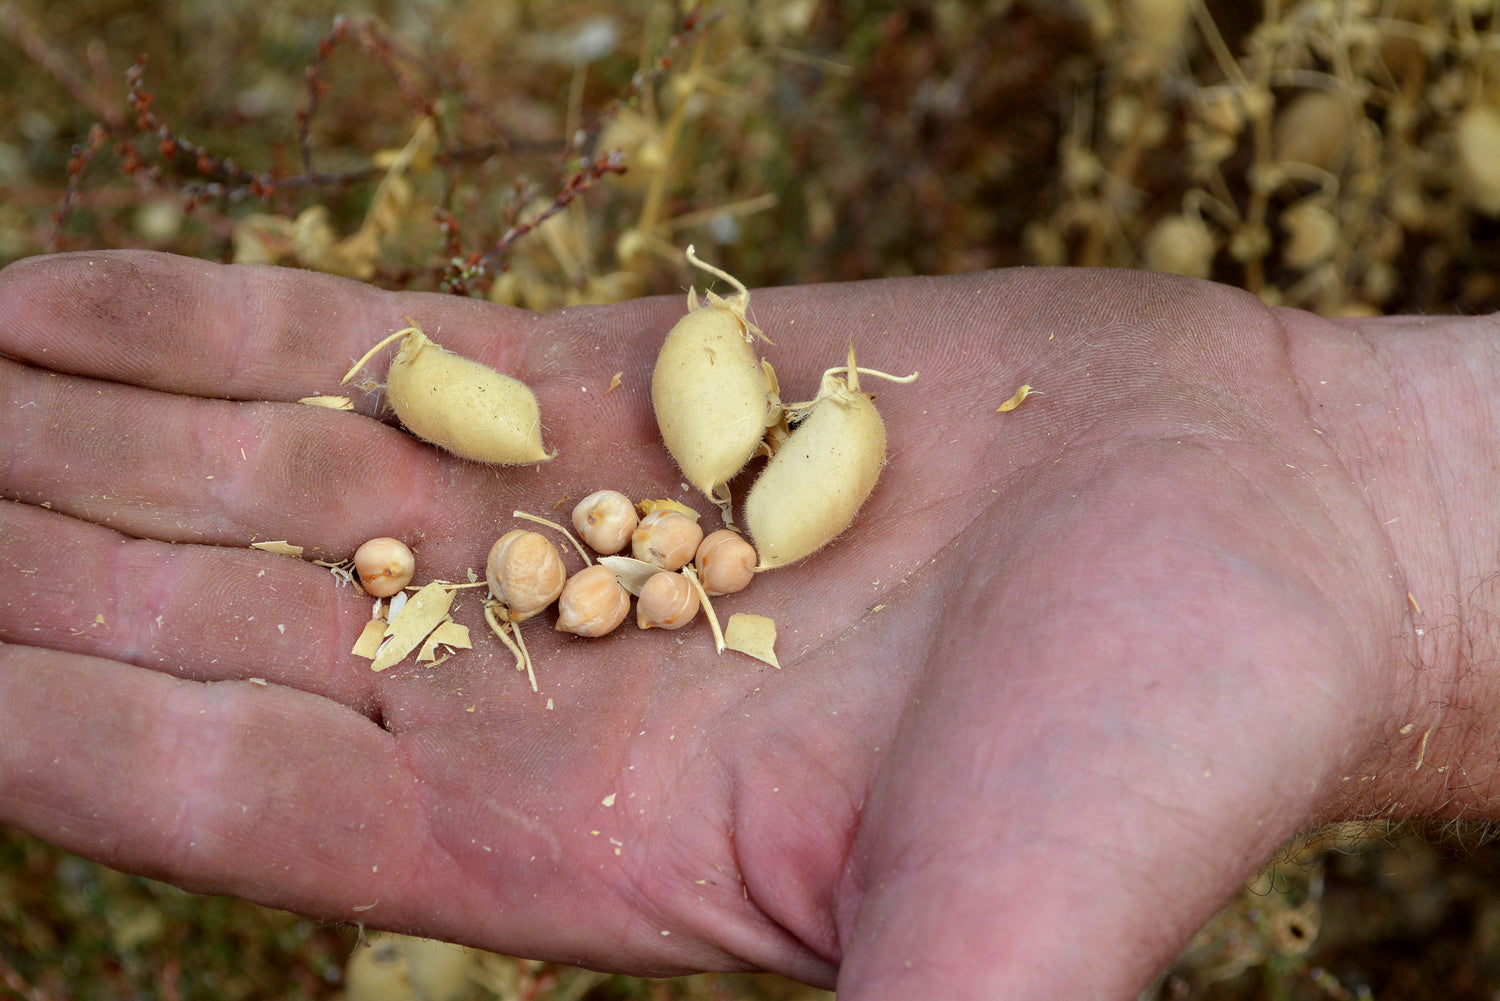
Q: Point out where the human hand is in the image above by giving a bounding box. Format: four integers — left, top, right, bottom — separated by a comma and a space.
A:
2, 251, 1495, 998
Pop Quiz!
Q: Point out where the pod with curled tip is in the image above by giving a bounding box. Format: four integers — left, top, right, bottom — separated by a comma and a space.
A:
743, 348, 916, 569
651, 247, 777, 502
342, 325, 552, 464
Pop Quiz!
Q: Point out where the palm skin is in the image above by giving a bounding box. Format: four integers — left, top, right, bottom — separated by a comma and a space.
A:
0, 250, 1490, 1000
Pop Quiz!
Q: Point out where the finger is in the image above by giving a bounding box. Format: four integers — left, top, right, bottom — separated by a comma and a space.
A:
0, 251, 526, 401
0, 645, 506, 947
0, 498, 381, 704
0, 644, 830, 978
0, 352, 471, 549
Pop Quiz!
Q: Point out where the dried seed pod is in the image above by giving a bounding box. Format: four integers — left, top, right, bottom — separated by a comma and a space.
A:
353, 537, 416, 598
555, 565, 631, 637
694, 529, 757, 596
637, 571, 699, 630
485, 529, 565, 621
651, 247, 776, 501
343, 325, 552, 464
1457, 103, 1500, 216
571, 490, 638, 555
631, 510, 704, 571
744, 348, 915, 569
1143, 213, 1214, 279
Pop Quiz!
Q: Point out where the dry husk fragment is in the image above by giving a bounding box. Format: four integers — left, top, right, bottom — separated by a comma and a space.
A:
725, 613, 779, 668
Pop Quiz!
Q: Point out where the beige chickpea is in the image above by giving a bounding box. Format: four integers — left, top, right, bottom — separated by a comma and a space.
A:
353, 537, 416, 598
556, 565, 631, 637
571, 490, 638, 555
636, 570, 699, 630
485, 529, 565, 621
694, 530, 757, 596
631, 510, 703, 571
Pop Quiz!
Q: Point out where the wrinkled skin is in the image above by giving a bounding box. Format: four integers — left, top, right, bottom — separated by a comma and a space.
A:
2, 251, 1498, 999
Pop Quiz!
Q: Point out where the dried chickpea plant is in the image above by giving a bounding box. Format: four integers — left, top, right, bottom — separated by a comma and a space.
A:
1030, 1, 1500, 316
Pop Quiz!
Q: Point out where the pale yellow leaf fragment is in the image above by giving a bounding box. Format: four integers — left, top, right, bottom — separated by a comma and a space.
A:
372, 582, 455, 672
606, 372, 623, 394
251, 540, 304, 557
298, 395, 355, 410
418, 619, 473, 661
351, 618, 388, 659
996, 384, 1033, 413
725, 613, 779, 668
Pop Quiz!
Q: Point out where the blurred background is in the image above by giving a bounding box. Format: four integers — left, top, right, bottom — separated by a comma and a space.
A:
4, 1, 1500, 998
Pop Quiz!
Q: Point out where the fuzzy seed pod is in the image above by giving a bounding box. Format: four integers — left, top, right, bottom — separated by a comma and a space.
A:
651, 249, 774, 500
571, 490, 638, 555
382, 327, 551, 464
694, 529, 757, 596
637, 571, 699, 630
631, 510, 704, 571
744, 376, 887, 569
485, 529, 565, 621
555, 565, 631, 637
353, 537, 416, 598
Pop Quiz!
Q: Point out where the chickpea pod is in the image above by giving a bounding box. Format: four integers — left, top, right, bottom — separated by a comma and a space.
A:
353, 537, 416, 598
637, 570, 700, 630
485, 530, 566, 621
342, 325, 552, 464
694, 530, 757, 596
571, 490, 638, 555
651, 247, 777, 502
555, 565, 632, 637
744, 346, 916, 568
631, 510, 703, 571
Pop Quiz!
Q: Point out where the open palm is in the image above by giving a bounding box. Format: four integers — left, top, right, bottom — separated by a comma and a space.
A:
0, 251, 1452, 998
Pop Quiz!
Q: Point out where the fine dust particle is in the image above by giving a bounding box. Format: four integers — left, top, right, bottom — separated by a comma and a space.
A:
248, 677, 268, 686
93, 614, 105, 627
546, 698, 555, 710
1399, 723, 1415, 735
602, 793, 616, 807
466, 704, 476, 713
277, 623, 285, 634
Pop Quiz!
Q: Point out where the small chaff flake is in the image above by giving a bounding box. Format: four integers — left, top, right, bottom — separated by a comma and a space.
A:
251, 540, 304, 557
996, 384, 1034, 413
726, 613, 779, 668
298, 395, 355, 410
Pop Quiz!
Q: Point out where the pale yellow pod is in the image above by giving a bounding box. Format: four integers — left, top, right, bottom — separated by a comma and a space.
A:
555, 564, 631, 637
485, 529, 566, 621
743, 381, 886, 569
385, 327, 552, 464
652, 301, 770, 499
